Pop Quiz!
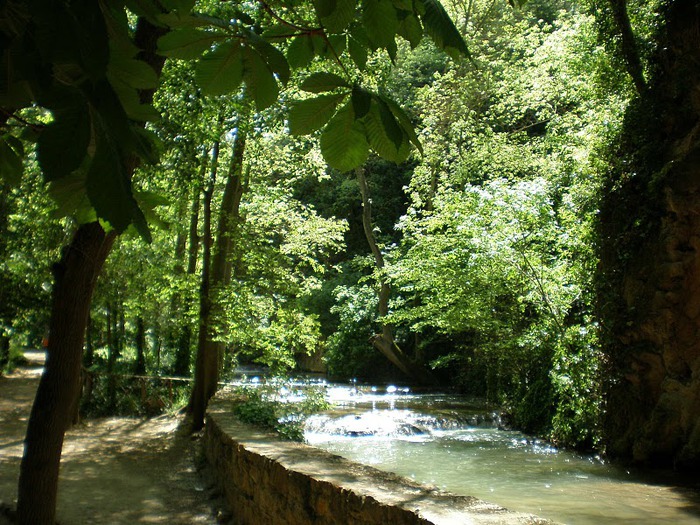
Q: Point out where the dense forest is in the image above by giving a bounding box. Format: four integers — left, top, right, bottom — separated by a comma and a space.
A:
2, 0, 700, 522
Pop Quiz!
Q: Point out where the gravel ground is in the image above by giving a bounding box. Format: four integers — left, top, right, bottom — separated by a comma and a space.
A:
0, 353, 231, 524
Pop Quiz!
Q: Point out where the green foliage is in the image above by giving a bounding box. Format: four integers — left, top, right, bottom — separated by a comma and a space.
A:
231, 384, 330, 441
80, 372, 191, 418
324, 279, 386, 379
1, 0, 468, 238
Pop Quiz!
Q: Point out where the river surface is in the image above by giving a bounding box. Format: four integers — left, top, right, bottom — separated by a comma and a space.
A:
298, 383, 700, 525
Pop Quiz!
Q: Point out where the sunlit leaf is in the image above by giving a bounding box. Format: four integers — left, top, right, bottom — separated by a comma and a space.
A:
362, 0, 398, 50
157, 28, 222, 60
319, 0, 357, 32
108, 57, 159, 90
417, 0, 470, 60
289, 93, 347, 135
320, 103, 369, 172
243, 46, 279, 110
380, 94, 422, 154
362, 97, 409, 162
245, 31, 290, 85
86, 125, 151, 240
195, 42, 244, 96
300, 72, 350, 93
348, 35, 368, 70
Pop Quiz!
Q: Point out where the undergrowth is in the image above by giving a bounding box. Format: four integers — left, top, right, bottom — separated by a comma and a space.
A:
230, 382, 330, 441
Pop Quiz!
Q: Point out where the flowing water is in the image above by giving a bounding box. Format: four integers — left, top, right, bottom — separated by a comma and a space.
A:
300, 384, 700, 525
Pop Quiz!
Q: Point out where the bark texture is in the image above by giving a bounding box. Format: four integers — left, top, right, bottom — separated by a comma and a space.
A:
190, 139, 221, 431
190, 129, 247, 430
16, 223, 116, 524
599, 0, 700, 469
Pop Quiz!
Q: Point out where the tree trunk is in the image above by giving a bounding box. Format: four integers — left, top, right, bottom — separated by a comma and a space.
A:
174, 169, 204, 376
16, 223, 116, 524
189, 138, 221, 431
0, 333, 9, 371
356, 168, 437, 385
190, 126, 248, 430
15, 17, 166, 522
134, 316, 146, 375
599, 0, 700, 469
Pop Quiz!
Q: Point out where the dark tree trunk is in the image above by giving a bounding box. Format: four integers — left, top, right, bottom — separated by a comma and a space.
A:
190, 126, 248, 430
16, 223, 116, 524
356, 168, 437, 385
0, 333, 9, 371
15, 17, 166, 523
134, 316, 146, 375
174, 173, 204, 376
599, 0, 700, 469
189, 138, 221, 431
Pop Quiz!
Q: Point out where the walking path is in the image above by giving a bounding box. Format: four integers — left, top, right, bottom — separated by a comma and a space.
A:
0, 352, 229, 524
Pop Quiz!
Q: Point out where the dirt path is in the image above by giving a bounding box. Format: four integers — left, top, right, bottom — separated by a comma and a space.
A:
0, 353, 229, 524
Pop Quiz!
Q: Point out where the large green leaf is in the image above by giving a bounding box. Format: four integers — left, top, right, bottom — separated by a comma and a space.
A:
47, 170, 94, 222
351, 86, 371, 118
287, 35, 315, 69
348, 34, 368, 70
157, 28, 222, 60
380, 95, 423, 154
397, 12, 423, 48
320, 103, 369, 172
289, 93, 347, 135
110, 78, 161, 122
319, 0, 357, 32
362, 0, 399, 50
161, 0, 196, 12
108, 56, 159, 90
417, 0, 470, 60
314, 0, 337, 18
86, 125, 150, 240
195, 42, 244, 96
37, 100, 91, 182
362, 97, 409, 163
242, 46, 279, 111
245, 31, 290, 85
300, 72, 350, 93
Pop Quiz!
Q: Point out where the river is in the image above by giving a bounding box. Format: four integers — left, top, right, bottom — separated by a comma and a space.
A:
300, 383, 700, 525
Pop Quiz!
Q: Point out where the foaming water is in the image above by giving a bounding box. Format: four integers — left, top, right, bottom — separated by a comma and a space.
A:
302, 384, 700, 525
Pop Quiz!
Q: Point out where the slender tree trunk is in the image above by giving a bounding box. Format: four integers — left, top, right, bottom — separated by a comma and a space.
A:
106, 305, 118, 410
608, 0, 647, 95
190, 126, 248, 430
0, 182, 11, 373
16, 224, 117, 524
356, 168, 437, 385
189, 138, 221, 431
134, 316, 146, 375
174, 170, 204, 376
0, 333, 9, 371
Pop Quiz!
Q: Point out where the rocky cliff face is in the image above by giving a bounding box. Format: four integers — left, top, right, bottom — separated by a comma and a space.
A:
600, 0, 700, 470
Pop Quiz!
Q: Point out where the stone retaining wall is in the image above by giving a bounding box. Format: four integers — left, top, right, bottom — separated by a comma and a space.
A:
204, 393, 553, 525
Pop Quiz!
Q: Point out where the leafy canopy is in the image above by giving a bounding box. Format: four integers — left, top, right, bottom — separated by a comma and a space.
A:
0, 0, 468, 239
